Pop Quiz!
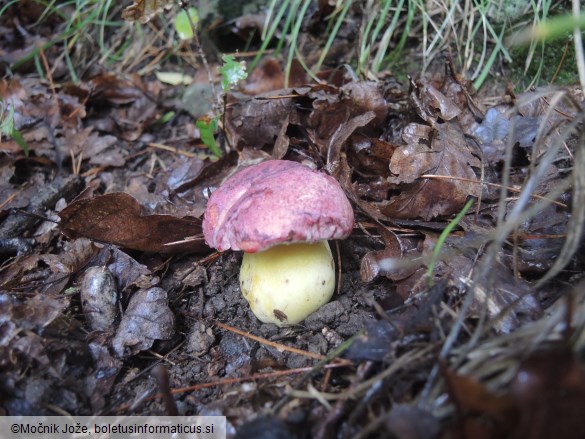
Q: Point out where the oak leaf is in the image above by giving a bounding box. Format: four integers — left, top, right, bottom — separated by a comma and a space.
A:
383, 121, 481, 220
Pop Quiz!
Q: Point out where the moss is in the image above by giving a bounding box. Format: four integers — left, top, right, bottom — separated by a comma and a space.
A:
487, 0, 530, 24
507, 38, 579, 89
217, 0, 270, 20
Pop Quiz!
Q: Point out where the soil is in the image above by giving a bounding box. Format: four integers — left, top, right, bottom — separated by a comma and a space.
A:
1, 1, 585, 438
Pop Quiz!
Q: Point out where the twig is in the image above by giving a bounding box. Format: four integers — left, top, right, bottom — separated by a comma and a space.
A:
215, 321, 351, 365
152, 364, 178, 416
114, 362, 349, 413
148, 142, 197, 157
272, 334, 359, 414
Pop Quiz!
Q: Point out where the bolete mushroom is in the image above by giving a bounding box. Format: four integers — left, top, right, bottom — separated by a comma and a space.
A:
203, 160, 354, 326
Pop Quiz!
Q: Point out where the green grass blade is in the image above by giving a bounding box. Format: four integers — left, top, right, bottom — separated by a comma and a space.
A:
285, 0, 311, 87
313, 0, 352, 74
426, 198, 475, 287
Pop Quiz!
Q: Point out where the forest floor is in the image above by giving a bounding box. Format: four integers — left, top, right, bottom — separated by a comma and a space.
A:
1, 2, 585, 438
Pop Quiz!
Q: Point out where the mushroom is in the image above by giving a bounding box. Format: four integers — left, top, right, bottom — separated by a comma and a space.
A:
203, 160, 354, 326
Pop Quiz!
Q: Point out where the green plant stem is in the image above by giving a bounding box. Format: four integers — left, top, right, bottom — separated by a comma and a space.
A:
426, 198, 475, 287
372, 0, 404, 74
285, 0, 312, 87
250, 0, 289, 71
313, 0, 352, 75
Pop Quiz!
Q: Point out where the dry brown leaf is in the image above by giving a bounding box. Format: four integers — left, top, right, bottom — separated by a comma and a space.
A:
420, 84, 462, 121
59, 128, 124, 168
509, 345, 585, 439
469, 257, 542, 333
340, 81, 388, 125
326, 111, 376, 163
91, 245, 153, 290
226, 80, 386, 157
80, 266, 118, 332
443, 366, 519, 438
348, 135, 398, 175
308, 81, 387, 154
329, 158, 387, 222
111, 287, 175, 358
122, 0, 173, 24
474, 106, 540, 163
242, 58, 286, 95
224, 89, 303, 150
0, 78, 27, 124
360, 228, 420, 282
58, 192, 207, 254
88, 73, 145, 105
383, 120, 480, 220
86, 342, 122, 410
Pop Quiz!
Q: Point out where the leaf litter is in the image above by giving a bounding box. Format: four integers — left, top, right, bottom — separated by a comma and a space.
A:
0, 3, 585, 437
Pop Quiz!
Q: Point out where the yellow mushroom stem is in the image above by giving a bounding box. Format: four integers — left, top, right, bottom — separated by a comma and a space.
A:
239, 241, 335, 326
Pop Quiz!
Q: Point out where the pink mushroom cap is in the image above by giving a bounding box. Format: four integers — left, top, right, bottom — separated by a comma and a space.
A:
203, 160, 354, 253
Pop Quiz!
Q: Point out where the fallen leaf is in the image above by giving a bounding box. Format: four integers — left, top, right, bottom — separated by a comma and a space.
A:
340, 81, 388, 125
224, 89, 303, 149
360, 228, 421, 282
0, 78, 27, 126
88, 73, 145, 105
58, 192, 207, 254
384, 120, 481, 220
85, 341, 122, 410
308, 81, 387, 154
343, 319, 397, 361
11, 293, 69, 332
443, 366, 519, 438
122, 0, 174, 23
474, 106, 540, 163
348, 135, 397, 175
326, 111, 376, 164
242, 58, 286, 95
59, 128, 124, 168
509, 345, 585, 439
165, 155, 206, 192
505, 202, 568, 274
93, 246, 153, 291
1, 237, 96, 297
80, 266, 118, 332
330, 158, 387, 222
111, 287, 175, 358
463, 255, 542, 333
420, 83, 462, 121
